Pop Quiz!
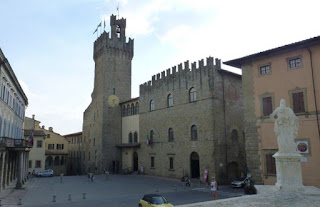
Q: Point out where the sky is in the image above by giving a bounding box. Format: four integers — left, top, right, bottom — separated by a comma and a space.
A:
1, 0, 320, 135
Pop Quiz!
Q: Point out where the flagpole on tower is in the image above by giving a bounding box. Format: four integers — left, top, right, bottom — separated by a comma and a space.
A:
117, 2, 120, 19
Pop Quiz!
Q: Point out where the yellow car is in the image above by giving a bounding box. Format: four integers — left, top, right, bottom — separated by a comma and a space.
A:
139, 194, 174, 207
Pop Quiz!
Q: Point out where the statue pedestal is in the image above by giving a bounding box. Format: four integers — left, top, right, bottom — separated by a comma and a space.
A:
273, 152, 304, 191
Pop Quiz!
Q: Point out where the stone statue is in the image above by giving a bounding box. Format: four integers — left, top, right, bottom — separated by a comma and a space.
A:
270, 99, 299, 153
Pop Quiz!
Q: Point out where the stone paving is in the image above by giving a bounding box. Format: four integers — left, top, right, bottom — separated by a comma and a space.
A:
0, 175, 319, 207
177, 185, 320, 207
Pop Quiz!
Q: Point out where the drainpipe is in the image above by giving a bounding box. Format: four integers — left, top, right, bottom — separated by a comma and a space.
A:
307, 47, 320, 139
222, 73, 228, 184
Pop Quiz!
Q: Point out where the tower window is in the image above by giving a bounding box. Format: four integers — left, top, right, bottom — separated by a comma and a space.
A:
134, 132, 138, 143
150, 130, 154, 144
168, 94, 173, 107
169, 157, 174, 170
191, 125, 198, 140
150, 100, 154, 111
131, 103, 135, 115
189, 88, 197, 102
129, 132, 133, 143
168, 128, 174, 142
127, 104, 131, 115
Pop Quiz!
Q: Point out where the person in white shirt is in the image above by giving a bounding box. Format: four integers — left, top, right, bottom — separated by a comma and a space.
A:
210, 177, 218, 200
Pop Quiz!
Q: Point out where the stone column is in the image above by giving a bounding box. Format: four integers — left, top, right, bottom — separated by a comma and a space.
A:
0, 152, 4, 192
12, 153, 16, 181
273, 152, 304, 191
3, 152, 8, 189
21, 152, 25, 184
15, 151, 23, 189
25, 152, 29, 181
7, 153, 12, 185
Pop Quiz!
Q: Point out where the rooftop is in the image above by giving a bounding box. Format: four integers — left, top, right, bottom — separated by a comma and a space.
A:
224, 36, 320, 68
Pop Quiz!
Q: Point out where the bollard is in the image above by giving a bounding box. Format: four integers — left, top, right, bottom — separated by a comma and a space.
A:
82, 193, 86, 199
52, 195, 56, 202
18, 198, 22, 205
68, 194, 71, 201
156, 186, 159, 192
174, 185, 177, 192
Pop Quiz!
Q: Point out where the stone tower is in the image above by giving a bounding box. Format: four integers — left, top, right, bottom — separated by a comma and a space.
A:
83, 14, 134, 173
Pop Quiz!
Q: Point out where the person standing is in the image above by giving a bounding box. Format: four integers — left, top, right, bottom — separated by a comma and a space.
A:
87, 172, 90, 182
60, 173, 64, 183
185, 175, 191, 187
210, 177, 218, 200
91, 172, 94, 182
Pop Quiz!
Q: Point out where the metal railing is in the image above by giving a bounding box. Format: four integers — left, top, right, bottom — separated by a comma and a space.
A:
0, 137, 30, 148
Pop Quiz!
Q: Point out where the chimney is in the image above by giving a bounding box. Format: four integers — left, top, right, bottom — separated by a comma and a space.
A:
49, 127, 53, 132
32, 114, 35, 120
42, 125, 45, 129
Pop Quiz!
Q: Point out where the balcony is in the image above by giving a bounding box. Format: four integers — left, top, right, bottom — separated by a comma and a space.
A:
0, 137, 30, 148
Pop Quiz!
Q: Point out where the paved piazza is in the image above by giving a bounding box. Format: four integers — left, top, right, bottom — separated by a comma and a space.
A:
3, 174, 244, 207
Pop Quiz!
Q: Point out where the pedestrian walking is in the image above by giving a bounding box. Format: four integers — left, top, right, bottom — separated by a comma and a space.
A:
105, 170, 109, 180
91, 172, 94, 182
185, 175, 191, 187
210, 177, 218, 200
60, 173, 64, 183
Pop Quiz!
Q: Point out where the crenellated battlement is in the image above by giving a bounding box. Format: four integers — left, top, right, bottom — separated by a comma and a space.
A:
140, 56, 221, 94
93, 14, 134, 60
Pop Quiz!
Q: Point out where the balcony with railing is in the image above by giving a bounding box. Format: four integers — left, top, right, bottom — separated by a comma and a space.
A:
0, 137, 31, 148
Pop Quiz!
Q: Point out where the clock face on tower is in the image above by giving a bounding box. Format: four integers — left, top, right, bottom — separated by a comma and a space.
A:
108, 95, 119, 107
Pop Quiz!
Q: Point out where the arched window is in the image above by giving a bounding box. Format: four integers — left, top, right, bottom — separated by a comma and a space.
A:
127, 104, 131, 115
54, 156, 60, 166
168, 128, 174, 142
122, 105, 126, 116
131, 103, 135, 115
189, 87, 197, 102
150, 100, 154, 111
129, 132, 133, 143
60, 156, 65, 165
46, 156, 53, 166
191, 125, 198, 140
135, 102, 139, 114
167, 94, 173, 107
134, 132, 138, 143
150, 130, 154, 144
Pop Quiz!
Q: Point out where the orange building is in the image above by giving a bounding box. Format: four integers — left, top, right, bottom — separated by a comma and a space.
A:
225, 36, 320, 187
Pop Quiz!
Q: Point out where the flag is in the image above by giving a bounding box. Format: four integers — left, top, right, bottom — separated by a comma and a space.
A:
146, 135, 150, 147
29, 130, 34, 146
97, 22, 102, 28
93, 28, 98, 34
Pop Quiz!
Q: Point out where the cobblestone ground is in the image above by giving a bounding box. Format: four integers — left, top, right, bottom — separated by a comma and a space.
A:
0, 174, 243, 207
1, 175, 319, 207
177, 185, 320, 207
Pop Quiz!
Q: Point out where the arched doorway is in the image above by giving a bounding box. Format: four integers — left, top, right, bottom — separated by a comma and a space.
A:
133, 152, 138, 171
54, 157, 60, 166
46, 156, 53, 167
227, 162, 239, 182
190, 152, 200, 178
